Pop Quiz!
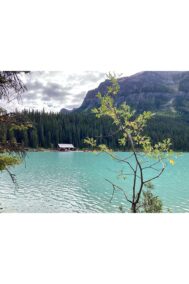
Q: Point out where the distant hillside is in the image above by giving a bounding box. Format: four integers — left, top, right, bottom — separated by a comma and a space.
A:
76, 71, 189, 114
60, 108, 73, 114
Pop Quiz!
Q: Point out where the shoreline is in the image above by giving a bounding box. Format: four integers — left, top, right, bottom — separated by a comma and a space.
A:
24, 148, 184, 154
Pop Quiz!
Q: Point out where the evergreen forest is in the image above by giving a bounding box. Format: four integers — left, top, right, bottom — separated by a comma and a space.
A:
1, 110, 189, 151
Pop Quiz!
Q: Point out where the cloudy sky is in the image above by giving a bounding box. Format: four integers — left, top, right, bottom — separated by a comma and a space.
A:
2, 71, 109, 113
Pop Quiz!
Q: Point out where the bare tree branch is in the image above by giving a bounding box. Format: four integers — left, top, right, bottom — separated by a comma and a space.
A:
105, 151, 135, 172
144, 166, 165, 184
5, 167, 18, 188
105, 178, 132, 204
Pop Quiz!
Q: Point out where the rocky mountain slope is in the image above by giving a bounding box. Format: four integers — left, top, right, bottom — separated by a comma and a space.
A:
75, 71, 189, 114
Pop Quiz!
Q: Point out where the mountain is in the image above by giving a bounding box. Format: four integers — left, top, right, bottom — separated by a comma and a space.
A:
60, 108, 73, 114
76, 71, 189, 114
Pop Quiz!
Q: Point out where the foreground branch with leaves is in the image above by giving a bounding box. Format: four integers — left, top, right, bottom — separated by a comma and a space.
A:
0, 71, 31, 184
84, 73, 175, 213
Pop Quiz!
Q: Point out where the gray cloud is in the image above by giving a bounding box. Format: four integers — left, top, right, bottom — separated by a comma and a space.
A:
26, 80, 45, 91
67, 71, 105, 84
20, 71, 105, 112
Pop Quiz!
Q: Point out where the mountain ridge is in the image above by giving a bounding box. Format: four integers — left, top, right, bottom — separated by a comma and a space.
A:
71, 71, 189, 114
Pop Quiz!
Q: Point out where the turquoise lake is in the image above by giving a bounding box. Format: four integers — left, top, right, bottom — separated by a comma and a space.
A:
0, 152, 188, 213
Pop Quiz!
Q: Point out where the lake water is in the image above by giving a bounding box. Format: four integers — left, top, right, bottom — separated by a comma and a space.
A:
0, 152, 188, 213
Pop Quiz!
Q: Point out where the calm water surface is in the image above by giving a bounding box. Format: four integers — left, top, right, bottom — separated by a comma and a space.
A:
0, 152, 188, 212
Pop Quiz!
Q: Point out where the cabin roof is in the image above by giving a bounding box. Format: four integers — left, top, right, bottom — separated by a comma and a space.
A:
58, 143, 74, 148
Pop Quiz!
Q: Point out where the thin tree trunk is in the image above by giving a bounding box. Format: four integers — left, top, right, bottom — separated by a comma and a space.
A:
131, 203, 137, 213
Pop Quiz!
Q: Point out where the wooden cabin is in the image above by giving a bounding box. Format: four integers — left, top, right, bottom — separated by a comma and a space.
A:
58, 143, 75, 151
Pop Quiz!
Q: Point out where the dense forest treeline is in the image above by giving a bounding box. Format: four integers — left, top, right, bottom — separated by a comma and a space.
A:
1, 110, 189, 151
